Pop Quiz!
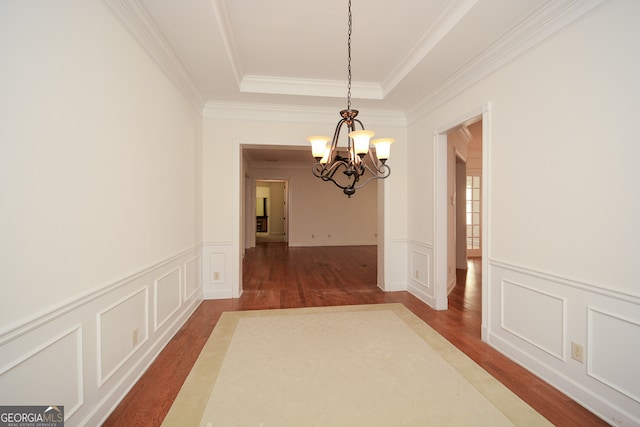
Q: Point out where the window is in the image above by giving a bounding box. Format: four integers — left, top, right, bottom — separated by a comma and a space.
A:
466, 175, 481, 251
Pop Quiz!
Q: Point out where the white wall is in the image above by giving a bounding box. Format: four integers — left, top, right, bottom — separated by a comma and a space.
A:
406, 0, 640, 424
0, 1, 202, 425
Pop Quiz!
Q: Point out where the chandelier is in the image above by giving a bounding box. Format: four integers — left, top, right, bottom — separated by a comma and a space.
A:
308, 0, 394, 197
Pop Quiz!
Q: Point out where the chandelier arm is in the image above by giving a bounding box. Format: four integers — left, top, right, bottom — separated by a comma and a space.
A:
353, 163, 391, 190
326, 118, 347, 164
313, 164, 356, 192
358, 149, 391, 177
312, 156, 353, 181
329, 176, 355, 191
353, 118, 365, 130
324, 161, 348, 180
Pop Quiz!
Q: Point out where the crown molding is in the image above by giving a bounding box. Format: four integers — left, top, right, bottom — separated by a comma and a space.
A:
102, 0, 206, 112
203, 101, 407, 127
381, 0, 479, 98
211, 0, 243, 87
406, 0, 611, 124
240, 75, 383, 100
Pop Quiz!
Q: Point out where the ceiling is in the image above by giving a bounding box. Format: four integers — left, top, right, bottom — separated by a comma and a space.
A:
106, 0, 602, 162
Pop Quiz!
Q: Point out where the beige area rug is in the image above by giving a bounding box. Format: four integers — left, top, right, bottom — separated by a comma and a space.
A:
162, 304, 551, 426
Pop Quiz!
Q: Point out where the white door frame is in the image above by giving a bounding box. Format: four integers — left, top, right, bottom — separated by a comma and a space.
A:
434, 103, 490, 341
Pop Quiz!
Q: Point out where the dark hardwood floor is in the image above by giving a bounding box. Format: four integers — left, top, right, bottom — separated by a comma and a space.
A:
103, 243, 607, 426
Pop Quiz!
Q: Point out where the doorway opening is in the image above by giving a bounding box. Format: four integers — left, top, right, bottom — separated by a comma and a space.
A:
445, 122, 482, 294
435, 106, 488, 341
255, 180, 287, 243
236, 143, 388, 300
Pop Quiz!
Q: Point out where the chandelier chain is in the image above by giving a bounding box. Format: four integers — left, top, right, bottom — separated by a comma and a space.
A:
347, 0, 352, 111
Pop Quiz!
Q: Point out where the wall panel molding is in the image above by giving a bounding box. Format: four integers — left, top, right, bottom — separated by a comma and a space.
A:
490, 259, 640, 303
500, 279, 566, 360
184, 255, 201, 301
0, 246, 200, 344
0, 325, 84, 419
154, 267, 182, 331
410, 249, 431, 289
0, 245, 203, 426
588, 307, 640, 404
202, 242, 234, 299
97, 288, 149, 386
487, 259, 640, 426
406, 241, 436, 308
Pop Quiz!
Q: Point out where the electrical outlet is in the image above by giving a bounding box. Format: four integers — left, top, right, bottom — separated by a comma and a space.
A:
415, 270, 419, 279
571, 342, 584, 363
132, 329, 139, 347
213, 272, 220, 281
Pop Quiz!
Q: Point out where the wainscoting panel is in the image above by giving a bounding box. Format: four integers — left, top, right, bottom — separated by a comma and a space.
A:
98, 288, 148, 385
184, 255, 201, 301
488, 259, 640, 426
0, 326, 83, 418
588, 307, 640, 404
154, 267, 182, 331
202, 242, 233, 299
410, 250, 430, 288
0, 245, 203, 427
500, 279, 565, 360
406, 241, 435, 307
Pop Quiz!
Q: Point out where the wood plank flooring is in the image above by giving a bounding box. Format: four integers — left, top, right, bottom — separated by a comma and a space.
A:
102, 243, 607, 426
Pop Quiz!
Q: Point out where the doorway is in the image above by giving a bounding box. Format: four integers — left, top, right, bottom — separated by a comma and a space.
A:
255, 180, 287, 243
445, 120, 482, 294
435, 106, 488, 341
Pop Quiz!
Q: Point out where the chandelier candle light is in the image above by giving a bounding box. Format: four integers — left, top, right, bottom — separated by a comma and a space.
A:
308, 0, 394, 197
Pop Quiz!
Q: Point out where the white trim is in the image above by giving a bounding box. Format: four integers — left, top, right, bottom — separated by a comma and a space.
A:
489, 259, 640, 303
183, 255, 202, 301
233, 140, 242, 298
407, 0, 611, 124
433, 132, 448, 311
87, 295, 201, 426
481, 105, 492, 342
433, 104, 489, 312
487, 259, 640, 426
202, 101, 407, 127
97, 287, 149, 386
382, 0, 478, 97
587, 306, 640, 404
102, 0, 205, 112
500, 279, 567, 361
0, 325, 84, 418
0, 245, 201, 343
153, 267, 182, 332
241, 75, 383, 100
210, 0, 243, 87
